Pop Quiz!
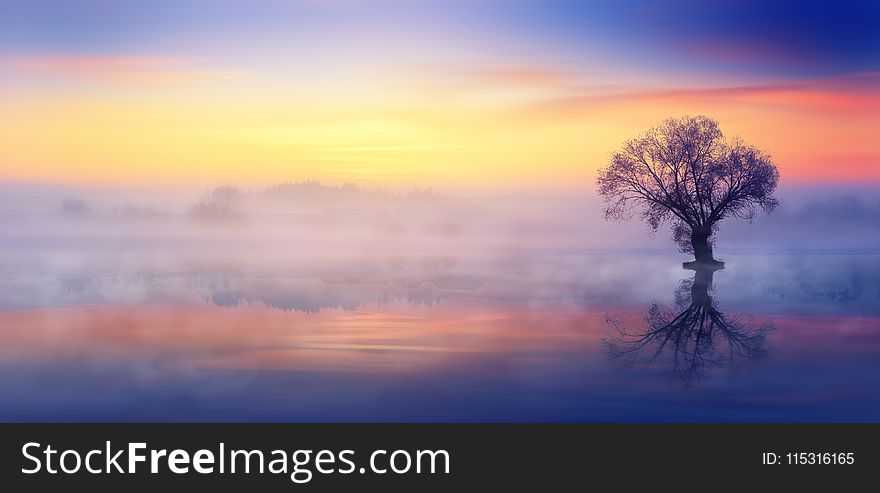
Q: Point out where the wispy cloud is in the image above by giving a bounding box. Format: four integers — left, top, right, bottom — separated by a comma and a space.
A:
2, 55, 237, 84
468, 65, 577, 89
529, 72, 880, 118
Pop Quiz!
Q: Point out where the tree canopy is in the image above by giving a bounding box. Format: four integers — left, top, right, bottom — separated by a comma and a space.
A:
597, 115, 779, 261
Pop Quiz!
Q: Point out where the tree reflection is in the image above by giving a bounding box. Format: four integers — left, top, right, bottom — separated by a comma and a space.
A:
604, 265, 772, 386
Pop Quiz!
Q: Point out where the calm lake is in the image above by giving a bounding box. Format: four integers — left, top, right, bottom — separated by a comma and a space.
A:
1, 251, 878, 421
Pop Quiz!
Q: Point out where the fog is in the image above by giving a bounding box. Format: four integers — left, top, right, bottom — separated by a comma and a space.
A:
1, 181, 878, 278
1, 179, 877, 314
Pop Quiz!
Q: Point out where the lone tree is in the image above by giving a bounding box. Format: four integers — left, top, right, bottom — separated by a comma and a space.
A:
597, 115, 779, 264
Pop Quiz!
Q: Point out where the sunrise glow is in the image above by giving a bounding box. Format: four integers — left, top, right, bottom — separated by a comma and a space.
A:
2, 1, 878, 188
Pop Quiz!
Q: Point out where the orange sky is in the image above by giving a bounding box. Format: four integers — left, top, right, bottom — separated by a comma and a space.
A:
2, 0, 879, 194
2, 56, 877, 188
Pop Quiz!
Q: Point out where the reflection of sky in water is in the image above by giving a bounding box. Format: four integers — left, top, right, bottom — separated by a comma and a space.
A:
0, 254, 878, 422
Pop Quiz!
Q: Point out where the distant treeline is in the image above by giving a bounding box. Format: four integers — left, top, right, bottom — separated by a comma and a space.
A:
793, 195, 880, 221
261, 181, 443, 202
57, 187, 880, 226
187, 182, 445, 222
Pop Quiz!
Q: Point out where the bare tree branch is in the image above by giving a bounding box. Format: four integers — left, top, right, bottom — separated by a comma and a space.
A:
597, 116, 779, 262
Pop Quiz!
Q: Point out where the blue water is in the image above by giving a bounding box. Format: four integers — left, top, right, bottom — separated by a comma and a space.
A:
0, 253, 878, 422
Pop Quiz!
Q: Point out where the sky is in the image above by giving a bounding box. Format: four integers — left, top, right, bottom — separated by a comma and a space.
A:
0, 0, 878, 188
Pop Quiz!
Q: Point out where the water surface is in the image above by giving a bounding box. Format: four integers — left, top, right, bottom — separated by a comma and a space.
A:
1, 253, 877, 421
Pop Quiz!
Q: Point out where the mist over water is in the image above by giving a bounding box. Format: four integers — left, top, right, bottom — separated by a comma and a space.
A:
0, 181, 878, 421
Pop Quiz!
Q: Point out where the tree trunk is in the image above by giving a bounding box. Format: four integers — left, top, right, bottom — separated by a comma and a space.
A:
691, 268, 714, 306
690, 229, 714, 263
